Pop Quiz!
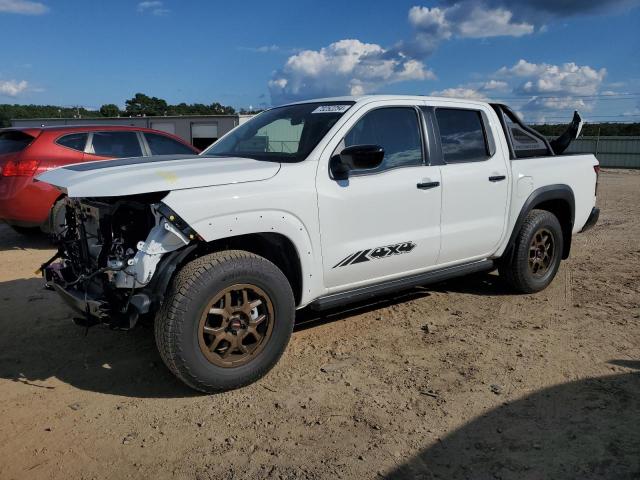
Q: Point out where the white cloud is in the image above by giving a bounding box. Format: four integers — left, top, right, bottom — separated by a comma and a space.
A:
137, 1, 169, 16
240, 45, 281, 53
525, 96, 589, 111
439, 0, 639, 23
453, 6, 534, 38
430, 79, 509, 100
498, 59, 607, 96
408, 7, 450, 35
482, 79, 509, 91
430, 87, 488, 101
267, 2, 623, 108
269, 39, 434, 104
404, 2, 533, 56
0, 0, 48, 15
494, 60, 607, 121
427, 59, 608, 121
0, 80, 28, 96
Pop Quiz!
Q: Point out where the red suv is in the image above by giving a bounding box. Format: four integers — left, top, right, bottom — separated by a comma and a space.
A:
0, 126, 199, 235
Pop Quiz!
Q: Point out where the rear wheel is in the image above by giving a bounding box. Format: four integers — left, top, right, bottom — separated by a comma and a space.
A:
154, 250, 295, 393
499, 209, 563, 293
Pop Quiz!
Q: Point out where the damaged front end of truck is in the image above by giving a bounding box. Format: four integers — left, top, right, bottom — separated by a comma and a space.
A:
41, 194, 197, 329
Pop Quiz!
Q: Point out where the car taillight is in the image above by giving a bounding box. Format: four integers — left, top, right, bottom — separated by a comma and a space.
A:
594, 165, 600, 196
1, 159, 40, 177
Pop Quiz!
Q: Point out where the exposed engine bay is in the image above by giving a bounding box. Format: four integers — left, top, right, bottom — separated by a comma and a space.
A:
42, 193, 196, 329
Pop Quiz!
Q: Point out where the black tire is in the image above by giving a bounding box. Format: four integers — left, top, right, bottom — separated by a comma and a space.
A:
154, 250, 295, 393
47, 197, 67, 237
10, 225, 41, 236
499, 209, 563, 294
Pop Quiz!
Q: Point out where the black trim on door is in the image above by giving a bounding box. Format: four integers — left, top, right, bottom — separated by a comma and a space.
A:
419, 106, 445, 166
489, 175, 506, 182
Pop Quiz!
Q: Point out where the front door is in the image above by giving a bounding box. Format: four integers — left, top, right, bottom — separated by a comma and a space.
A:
317, 104, 442, 291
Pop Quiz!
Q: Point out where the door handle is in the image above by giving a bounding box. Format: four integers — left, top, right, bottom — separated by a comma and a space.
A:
488, 175, 506, 182
417, 181, 440, 190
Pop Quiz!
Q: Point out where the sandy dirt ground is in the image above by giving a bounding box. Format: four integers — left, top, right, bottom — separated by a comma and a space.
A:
0, 169, 638, 480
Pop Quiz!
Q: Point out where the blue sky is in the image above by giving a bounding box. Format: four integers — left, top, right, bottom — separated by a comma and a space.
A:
0, 0, 639, 122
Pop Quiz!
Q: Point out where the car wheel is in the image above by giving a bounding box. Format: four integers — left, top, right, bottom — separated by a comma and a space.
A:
499, 209, 563, 293
10, 225, 40, 236
154, 250, 295, 393
47, 197, 67, 237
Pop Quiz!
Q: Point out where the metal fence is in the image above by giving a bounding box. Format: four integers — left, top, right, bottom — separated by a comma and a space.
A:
563, 136, 640, 168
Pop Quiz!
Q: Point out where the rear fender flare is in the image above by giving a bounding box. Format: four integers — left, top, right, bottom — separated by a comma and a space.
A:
504, 184, 575, 260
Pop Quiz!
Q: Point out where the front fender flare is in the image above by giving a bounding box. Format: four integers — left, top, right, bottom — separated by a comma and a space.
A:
174, 209, 318, 305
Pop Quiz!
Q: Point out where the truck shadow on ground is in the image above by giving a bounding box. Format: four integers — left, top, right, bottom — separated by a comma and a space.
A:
0, 278, 430, 398
385, 362, 640, 480
0, 278, 196, 398
428, 270, 516, 296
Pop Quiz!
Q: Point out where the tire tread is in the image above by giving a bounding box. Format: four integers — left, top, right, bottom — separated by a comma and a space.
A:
154, 250, 294, 392
499, 209, 563, 294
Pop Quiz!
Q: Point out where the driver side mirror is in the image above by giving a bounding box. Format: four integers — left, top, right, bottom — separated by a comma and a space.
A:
329, 144, 385, 180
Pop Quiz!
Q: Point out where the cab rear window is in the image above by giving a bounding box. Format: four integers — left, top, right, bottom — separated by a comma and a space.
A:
0, 131, 34, 154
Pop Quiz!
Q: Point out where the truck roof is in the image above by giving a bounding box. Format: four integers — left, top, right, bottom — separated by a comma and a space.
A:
283, 94, 491, 109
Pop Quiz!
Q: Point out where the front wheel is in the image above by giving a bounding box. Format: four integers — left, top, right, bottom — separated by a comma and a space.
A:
499, 209, 563, 293
154, 250, 295, 393
44, 197, 67, 237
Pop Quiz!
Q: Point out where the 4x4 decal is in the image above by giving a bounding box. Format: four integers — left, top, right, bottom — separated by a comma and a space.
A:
333, 242, 416, 268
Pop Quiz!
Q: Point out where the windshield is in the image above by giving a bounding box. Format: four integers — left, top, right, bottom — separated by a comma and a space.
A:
203, 102, 354, 162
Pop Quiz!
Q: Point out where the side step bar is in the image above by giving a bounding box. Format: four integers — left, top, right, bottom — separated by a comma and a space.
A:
309, 259, 495, 311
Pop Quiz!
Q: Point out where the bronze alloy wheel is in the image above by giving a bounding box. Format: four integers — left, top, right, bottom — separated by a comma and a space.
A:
528, 228, 554, 277
198, 284, 275, 368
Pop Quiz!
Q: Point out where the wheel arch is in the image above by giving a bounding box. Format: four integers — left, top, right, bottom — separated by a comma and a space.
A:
505, 184, 575, 260
193, 232, 305, 306
41, 192, 67, 234
168, 207, 319, 307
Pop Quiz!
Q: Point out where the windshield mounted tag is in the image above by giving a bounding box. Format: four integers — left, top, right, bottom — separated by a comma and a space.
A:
312, 105, 351, 114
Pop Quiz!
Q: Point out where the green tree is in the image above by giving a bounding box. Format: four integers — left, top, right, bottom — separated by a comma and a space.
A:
210, 102, 236, 115
124, 93, 168, 117
99, 103, 120, 117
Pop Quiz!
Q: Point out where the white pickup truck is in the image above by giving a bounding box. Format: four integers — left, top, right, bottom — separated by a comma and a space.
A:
38, 95, 600, 392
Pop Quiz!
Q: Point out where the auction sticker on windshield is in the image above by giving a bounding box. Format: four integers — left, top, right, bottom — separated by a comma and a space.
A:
312, 105, 351, 114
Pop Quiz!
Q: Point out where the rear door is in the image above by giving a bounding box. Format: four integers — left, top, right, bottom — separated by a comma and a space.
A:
427, 104, 510, 264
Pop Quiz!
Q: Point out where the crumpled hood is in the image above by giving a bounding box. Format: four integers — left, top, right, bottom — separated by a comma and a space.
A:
36, 155, 281, 197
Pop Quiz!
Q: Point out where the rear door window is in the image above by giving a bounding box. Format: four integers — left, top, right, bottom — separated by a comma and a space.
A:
0, 131, 35, 154
144, 133, 195, 155
90, 131, 142, 158
435, 109, 489, 163
56, 133, 88, 152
